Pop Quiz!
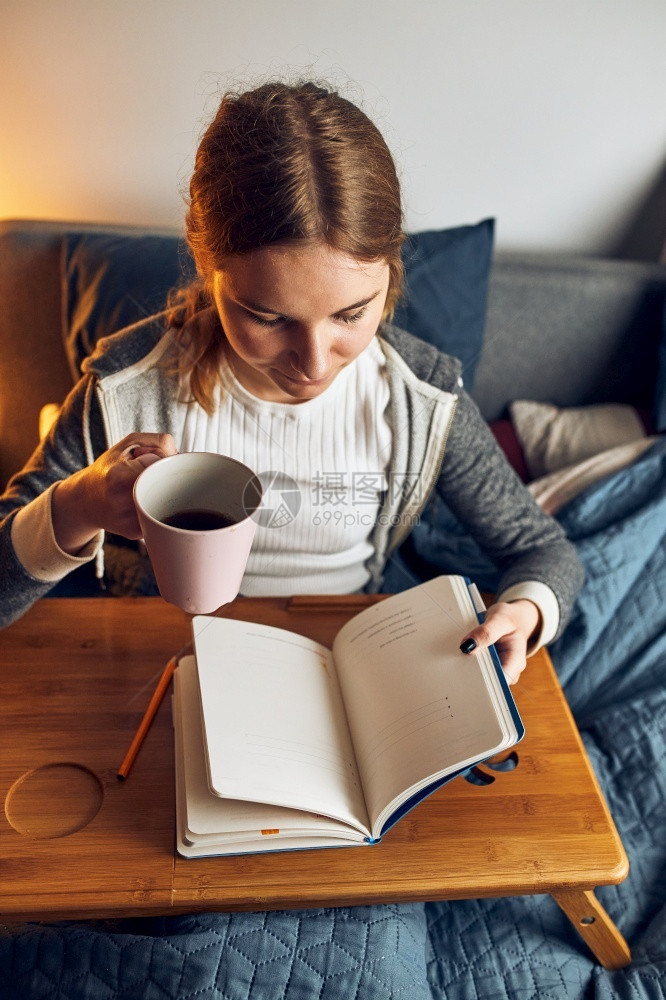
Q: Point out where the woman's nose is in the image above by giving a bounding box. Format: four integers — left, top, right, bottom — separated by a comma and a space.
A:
290, 328, 331, 379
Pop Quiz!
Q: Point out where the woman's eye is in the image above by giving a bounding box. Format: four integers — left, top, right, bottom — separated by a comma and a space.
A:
249, 313, 283, 328
338, 308, 366, 325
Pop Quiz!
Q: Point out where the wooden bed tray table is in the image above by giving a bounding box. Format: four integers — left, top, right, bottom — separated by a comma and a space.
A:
0, 596, 630, 969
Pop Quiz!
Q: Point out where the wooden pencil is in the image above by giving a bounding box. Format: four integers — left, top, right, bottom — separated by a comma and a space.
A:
117, 655, 177, 781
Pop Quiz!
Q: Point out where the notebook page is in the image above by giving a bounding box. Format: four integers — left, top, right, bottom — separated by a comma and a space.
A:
332, 576, 510, 832
174, 657, 365, 846
192, 617, 370, 833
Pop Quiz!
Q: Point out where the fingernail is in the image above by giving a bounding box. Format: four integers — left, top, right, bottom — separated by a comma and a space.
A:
460, 638, 477, 654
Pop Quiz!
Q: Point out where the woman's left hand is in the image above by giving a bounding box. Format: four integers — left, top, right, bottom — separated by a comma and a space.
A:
459, 599, 541, 685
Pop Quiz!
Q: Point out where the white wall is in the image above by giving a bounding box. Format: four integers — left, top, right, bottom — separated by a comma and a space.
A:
1, 0, 665, 254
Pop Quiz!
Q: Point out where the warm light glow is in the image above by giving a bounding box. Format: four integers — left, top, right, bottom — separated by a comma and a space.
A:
0, 174, 71, 224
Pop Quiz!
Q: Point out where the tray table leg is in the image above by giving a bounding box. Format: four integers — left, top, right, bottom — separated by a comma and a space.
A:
552, 889, 631, 969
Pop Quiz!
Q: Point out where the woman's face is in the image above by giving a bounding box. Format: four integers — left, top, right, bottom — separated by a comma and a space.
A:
211, 242, 390, 403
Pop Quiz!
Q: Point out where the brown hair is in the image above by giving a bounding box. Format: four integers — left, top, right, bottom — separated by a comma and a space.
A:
169, 80, 405, 412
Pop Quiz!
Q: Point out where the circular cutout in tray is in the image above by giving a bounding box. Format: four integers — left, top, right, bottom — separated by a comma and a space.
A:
5, 762, 104, 838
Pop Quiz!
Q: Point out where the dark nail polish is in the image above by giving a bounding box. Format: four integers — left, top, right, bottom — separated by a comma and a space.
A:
460, 637, 477, 654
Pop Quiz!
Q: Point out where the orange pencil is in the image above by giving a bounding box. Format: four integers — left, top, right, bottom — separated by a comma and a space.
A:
117, 655, 178, 781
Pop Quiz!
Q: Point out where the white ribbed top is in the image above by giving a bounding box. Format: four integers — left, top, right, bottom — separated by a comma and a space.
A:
175, 338, 393, 595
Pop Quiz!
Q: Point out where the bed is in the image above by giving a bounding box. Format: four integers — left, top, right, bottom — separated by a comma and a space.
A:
0, 217, 665, 999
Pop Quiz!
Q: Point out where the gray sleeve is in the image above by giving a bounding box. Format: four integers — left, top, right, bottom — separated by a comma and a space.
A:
0, 375, 107, 628
435, 390, 584, 639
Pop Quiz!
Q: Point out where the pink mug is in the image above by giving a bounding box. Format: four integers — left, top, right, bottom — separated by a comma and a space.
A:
133, 452, 262, 614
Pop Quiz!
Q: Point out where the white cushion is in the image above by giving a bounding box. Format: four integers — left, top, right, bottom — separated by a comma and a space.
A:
509, 400, 646, 480
39, 403, 61, 440
528, 438, 658, 515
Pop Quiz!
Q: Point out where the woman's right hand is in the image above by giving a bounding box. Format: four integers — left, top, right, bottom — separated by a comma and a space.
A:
51, 433, 178, 555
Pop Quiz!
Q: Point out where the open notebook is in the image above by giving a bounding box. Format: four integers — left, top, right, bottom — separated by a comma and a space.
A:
173, 575, 524, 857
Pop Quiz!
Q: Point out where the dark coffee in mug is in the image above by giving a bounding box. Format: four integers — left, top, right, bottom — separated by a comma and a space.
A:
161, 509, 239, 531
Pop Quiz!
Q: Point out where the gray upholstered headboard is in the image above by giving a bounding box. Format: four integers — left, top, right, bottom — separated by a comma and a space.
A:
472, 252, 666, 420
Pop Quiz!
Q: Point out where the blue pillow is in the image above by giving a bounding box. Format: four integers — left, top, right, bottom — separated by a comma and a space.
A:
392, 218, 495, 387
655, 299, 666, 432
62, 218, 495, 385
62, 231, 195, 378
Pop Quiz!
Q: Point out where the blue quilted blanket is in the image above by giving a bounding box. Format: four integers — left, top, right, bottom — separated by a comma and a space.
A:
2, 439, 665, 1000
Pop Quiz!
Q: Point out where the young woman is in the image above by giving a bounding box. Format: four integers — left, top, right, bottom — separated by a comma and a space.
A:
0, 81, 583, 682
